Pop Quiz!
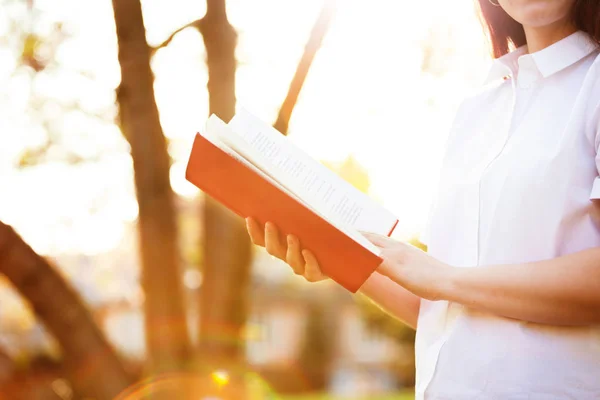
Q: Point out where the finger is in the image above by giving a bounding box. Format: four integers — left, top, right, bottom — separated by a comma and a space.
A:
286, 235, 305, 275
246, 218, 265, 247
361, 231, 396, 247
265, 222, 286, 259
303, 250, 326, 282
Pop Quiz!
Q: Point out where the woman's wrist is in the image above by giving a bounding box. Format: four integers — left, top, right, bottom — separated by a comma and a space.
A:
430, 262, 462, 302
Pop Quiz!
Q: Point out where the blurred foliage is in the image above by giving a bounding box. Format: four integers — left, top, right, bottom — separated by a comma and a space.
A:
420, 22, 456, 77
0, 0, 117, 168
18, 23, 65, 73
0, 0, 66, 74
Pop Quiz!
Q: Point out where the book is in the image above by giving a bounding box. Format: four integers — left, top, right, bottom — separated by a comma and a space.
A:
185, 109, 398, 292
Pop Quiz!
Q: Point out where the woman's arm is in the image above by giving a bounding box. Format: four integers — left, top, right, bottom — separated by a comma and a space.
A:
245, 218, 420, 329
359, 272, 421, 329
365, 233, 600, 326
443, 248, 600, 326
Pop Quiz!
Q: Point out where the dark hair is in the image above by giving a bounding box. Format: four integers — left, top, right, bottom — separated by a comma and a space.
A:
477, 0, 600, 58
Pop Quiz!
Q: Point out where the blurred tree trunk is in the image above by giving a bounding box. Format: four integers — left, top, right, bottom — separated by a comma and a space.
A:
196, 0, 254, 370
297, 291, 336, 391
111, 0, 192, 374
0, 348, 13, 386
273, 0, 336, 135
192, 0, 336, 371
0, 221, 131, 399
149, 0, 336, 376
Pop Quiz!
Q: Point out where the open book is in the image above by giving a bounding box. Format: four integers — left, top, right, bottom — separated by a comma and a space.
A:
185, 109, 398, 292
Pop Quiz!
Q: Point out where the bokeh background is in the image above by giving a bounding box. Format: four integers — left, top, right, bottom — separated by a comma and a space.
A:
0, 0, 492, 398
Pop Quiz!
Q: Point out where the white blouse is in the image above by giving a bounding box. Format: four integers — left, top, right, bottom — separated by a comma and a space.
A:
419, 31, 600, 399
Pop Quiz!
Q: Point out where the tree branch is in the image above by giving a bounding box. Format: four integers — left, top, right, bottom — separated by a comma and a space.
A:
273, 0, 337, 135
151, 19, 202, 54
0, 220, 132, 399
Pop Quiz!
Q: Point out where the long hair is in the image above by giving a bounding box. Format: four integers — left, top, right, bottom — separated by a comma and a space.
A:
477, 0, 600, 58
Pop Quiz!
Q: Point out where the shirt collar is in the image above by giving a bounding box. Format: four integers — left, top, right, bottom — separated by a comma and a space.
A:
484, 46, 527, 83
484, 31, 599, 84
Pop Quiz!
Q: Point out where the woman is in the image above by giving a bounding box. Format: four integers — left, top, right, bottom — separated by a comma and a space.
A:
247, 0, 600, 398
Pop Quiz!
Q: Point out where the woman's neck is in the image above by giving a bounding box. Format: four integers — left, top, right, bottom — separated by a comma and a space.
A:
524, 21, 577, 53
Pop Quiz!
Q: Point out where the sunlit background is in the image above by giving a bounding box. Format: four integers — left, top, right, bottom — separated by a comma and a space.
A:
0, 0, 492, 398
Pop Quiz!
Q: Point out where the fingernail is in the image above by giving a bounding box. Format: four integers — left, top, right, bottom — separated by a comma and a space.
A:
287, 236, 294, 246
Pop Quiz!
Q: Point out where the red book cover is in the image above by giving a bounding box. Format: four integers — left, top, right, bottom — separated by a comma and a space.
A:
185, 133, 388, 293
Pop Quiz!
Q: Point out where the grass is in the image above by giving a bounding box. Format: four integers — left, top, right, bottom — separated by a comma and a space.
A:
283, 392, 414, 400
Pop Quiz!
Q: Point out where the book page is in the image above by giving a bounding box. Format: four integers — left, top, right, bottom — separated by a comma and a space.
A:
228, 108, 398, 236
202, 117, 278, 184
202, 115, 381, 255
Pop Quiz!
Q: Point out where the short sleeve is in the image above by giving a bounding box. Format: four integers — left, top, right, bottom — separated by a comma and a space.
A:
591, 175, 600, 199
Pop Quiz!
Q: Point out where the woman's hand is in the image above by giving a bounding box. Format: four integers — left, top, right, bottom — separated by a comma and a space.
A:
363, 232, 455, 301
245, 218, 327, 283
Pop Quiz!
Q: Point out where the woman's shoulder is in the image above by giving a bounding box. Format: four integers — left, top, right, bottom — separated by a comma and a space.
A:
583, 48, 600, 92
587, 48, 600, 72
